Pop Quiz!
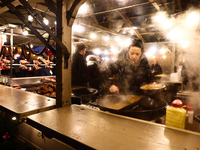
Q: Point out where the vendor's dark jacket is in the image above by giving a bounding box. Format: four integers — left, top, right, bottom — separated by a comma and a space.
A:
72, 52, 87, 86
151, 63, 162, 76
103, 54, 151, 94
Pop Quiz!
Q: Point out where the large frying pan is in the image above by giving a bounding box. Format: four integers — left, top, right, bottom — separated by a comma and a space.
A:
89, 95, 168, 121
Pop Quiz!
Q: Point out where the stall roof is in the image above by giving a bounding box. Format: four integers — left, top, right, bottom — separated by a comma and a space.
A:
0, 0, 199, 47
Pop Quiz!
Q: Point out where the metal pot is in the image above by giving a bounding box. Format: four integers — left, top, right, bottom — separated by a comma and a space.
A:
140, 84, 165, 98
72, 86, 98, 104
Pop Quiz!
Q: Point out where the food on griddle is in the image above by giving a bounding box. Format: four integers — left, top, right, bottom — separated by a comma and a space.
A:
35, 82, 56, 97
140, 84, 164, 90
99, 95, 141, 110
50, 92, 56, 97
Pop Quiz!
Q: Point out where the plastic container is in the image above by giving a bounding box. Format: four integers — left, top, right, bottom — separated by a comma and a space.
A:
183, 104, 194, 130
165, 99, 186, 129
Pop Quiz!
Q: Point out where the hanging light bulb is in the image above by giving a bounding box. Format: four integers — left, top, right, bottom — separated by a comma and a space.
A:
28, 15, 33, 22
43, 18, 49, 25
22, 29, 28, 35
41, 12, 49, 25
54, 21, 57, 25
21, 25, 28, 35
103, 35, 110, 41
90, 32, 96, 39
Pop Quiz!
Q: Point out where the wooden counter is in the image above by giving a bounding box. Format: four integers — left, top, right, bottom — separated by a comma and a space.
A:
0, 85, 56, 119
27, 105, 200, 150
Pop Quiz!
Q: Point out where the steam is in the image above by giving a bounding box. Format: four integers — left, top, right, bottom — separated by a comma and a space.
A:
152, 8, 200, 108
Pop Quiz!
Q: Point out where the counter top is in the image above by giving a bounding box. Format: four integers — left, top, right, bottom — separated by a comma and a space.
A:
0, 85, 56, 119
27, 105, 200, 150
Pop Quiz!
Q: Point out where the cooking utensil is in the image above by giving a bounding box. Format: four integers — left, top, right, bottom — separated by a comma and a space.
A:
140, 84, 165, 98
89, 95, 167, 121
95, 95, 142, 110
72, 87, 98, 104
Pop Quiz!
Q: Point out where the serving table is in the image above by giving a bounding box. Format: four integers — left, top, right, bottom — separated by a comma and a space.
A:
0, 84, 56, 119
27, 104, 200, 150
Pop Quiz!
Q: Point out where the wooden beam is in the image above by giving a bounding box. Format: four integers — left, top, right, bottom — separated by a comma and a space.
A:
140, 31, 160, 35
176, 0, 182, 12
44, 0, 57, 15
0, 0, 20, 14
1, 0, 56, 53
149, 0, 160, 11
76, 1, 153, 18
19, 0, 69, 57
115, 11, 144, 42
29, 3, 55, 17
99, 13, 155, 24
77, 18, 120, 35
67, 0, 87, 26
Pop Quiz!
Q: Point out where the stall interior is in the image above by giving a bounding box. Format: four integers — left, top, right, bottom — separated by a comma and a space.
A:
0, 0, 200, 133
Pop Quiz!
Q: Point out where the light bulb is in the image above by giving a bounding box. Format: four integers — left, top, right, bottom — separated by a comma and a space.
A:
22, 30, 28, 35
43, 18, 49, 25
28, 15, 33, 22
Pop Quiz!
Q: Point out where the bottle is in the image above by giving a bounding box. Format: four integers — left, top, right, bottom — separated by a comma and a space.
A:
165, 99, 186, 129
183, 104, 194, 130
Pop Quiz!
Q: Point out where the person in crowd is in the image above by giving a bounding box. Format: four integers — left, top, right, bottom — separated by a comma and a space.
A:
181, 64, 199, 91
49, 54, 56, 75
150, 59, 162, 81
102, 39, 151, 95
86, 55, 101, 90
72, 43, 88, 86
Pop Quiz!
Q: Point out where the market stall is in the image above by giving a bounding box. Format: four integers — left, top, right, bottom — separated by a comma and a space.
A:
1, 0, 200, 149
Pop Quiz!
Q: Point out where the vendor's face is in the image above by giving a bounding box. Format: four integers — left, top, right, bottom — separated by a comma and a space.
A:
128, 46, 142, 62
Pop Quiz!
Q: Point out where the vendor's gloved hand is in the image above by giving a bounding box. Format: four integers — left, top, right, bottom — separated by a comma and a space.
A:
109, 85, 119, 94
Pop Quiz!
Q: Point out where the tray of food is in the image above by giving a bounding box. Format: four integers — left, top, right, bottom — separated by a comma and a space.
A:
35, 82, 56, 97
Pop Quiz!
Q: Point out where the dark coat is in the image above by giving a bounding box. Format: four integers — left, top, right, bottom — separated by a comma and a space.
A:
103, 55, 151, 94
87, 61, 101, 90
151, 63, 162, 76
72, 53, 87, 86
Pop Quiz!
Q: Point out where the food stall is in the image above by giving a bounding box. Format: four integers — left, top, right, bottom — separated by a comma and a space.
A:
0, 0, 200, 149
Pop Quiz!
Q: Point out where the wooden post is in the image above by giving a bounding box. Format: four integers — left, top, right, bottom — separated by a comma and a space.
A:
56, 0, 73, 107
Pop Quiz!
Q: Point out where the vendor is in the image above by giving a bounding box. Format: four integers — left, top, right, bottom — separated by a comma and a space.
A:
150, 59, 162, 81
102, 39, 151, 95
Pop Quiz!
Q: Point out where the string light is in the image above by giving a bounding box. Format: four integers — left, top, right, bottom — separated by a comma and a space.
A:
93, 48, 101, 55
22, 30, 28, 35
43, 18, 49, 25
185, 12, 199, 27
12, 117, 17, 120
28, 15, 33, 22
78, 3, 88, 14
160, 48, 166, 54
154, 12, 167, 23
90, 32, 96, 39
41, 12, 49, 25
103, 35, 110, 41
